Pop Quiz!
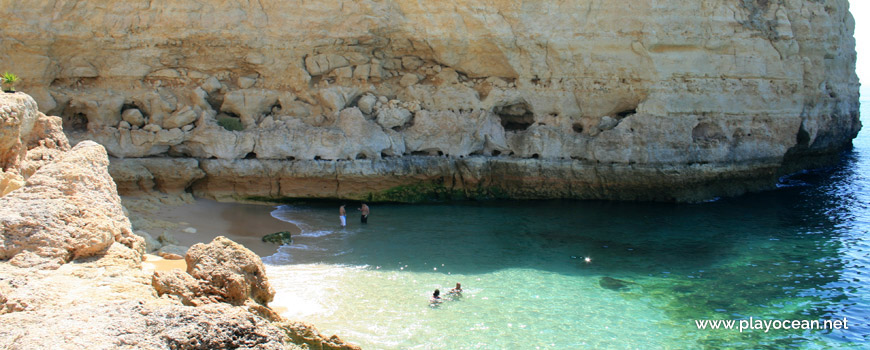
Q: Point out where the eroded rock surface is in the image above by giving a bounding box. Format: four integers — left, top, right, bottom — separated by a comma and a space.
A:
0, 141, 144, 269
0, 94, 360, 349
1, 0, 861, 201
0, 94, 70, 197
153, 236, 274, 307
0, 261, 325, 350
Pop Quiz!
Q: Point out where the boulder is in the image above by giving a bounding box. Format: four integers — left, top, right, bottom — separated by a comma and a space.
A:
157, 244, 189, 260
0, 141, 145, 269
129, 90, 178, 127
201, 76, 222, 94
305, 54, 349, 76
399, 73, 420, 87
135, 230, 162, 252
157, 231, 179, 246
162, 106, 198, 129
142, 123, 161, 132
152, 236, 275, 306
599, 116, 620, 131
376, 107, 413, 129
357, 94, 377, 115
316, 86, 360, 114
121, 108, 145, 127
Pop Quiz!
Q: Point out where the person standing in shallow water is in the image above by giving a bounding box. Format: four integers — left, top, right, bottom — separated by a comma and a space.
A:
339, 204, 347, 227
359, 203, 369, 224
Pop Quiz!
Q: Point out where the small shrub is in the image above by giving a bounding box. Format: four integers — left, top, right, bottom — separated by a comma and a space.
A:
2, 72, 18, 92
217, 116, 244, 131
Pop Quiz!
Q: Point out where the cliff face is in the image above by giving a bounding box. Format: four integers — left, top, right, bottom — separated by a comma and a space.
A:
0, 95, 358, 350
0, 0, 860, 201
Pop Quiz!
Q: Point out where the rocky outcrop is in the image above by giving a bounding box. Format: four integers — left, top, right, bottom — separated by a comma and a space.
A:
0, 93, 70, 197
0, 260, 291, 349
0, 260, 361, 350
0, 94, 359, 349
1, 93, 141, 269
279, 321, 363, 350
1, 0, 860, 201
108, 157, 204, 194
0, 140, 145, 269
184, 156, 780, 203
152, 236, 274, 307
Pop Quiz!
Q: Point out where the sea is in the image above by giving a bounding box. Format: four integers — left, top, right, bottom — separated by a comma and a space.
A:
263, 95, 870, 349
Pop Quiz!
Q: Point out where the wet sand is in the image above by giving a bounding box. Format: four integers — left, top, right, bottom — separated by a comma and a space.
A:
142, 253, 186, 272
126, 196, 298, 257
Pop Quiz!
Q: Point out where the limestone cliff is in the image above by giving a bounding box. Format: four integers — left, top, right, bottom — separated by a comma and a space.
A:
0, 0, 860, 201
0, 95, 359, 350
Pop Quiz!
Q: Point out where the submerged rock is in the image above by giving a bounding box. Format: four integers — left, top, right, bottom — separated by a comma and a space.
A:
262, 231, 293, 245
599, 277, 635, 291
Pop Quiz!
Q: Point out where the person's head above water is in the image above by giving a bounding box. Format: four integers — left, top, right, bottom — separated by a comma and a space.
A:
455, 283, 461, 290
433, 289, 440, 298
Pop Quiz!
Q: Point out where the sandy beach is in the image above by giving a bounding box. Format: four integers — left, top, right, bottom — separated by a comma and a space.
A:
125, 195, 298, 258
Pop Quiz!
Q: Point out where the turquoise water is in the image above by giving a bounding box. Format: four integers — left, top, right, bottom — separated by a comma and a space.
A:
264, 101, 870, 349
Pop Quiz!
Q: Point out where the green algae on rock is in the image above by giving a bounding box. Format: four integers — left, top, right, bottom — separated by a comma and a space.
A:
262, 231, 293, 245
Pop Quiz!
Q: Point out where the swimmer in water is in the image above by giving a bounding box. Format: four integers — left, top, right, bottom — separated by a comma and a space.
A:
430, 289, 442, 305
448, 283, 462, 296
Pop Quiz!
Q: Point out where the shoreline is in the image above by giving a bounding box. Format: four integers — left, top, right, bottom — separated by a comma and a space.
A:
125, 195, 300, 257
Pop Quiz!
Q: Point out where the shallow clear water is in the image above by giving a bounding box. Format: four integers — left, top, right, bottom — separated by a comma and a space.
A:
264, 100, 870, 349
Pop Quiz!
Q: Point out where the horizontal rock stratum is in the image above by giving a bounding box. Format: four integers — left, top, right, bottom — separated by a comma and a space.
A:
1, 0, 861, 201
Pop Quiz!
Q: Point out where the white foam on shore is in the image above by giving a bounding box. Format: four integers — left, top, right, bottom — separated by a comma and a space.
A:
281, 244, 327, 251
296, 230, 334, 238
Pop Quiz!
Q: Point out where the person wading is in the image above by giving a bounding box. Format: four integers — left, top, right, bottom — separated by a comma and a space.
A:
339, 204, 347, 227
359, 203, 370, 224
